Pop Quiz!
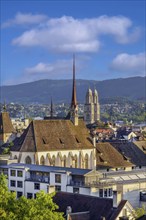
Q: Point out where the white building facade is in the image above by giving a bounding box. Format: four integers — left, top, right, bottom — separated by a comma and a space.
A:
0, 163, 146, 209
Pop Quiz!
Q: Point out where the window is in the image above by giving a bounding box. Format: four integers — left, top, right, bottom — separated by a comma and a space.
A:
99, 189, 103, 197
17, 181, 23, 188
140, 192, 146, 201
109, 188, 113, 197
25, 156, 32, 164
40, 156, 45, 165
17, 170, 23, 177
10, 170, 16, 176
104, 189, 108, 197
52, 156, 55, 166
63, 155, 66, 167
85, 154, 88, 169
27, 193, 33, 199
34, 183, 40, 190
73, 187, 79, 194
55, 185, 61, 192
17, 191, 23, 198
55, 174, 61, 183
10, 180, 16, 187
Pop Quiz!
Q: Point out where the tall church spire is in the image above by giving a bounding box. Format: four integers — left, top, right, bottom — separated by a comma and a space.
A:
71, 54, 77, 108
70, 54, 78, 126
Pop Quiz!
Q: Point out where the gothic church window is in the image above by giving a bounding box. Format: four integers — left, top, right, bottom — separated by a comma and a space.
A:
25, 156, 32, 164
40, 155, 45, 165
85, 154, 89, 169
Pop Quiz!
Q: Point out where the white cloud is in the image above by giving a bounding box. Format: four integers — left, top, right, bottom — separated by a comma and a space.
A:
110, 52, 145, 75
26, 60, 72, 76
11, 15, 141, 53
25, 57, 85, 79
2, 12, 48, 28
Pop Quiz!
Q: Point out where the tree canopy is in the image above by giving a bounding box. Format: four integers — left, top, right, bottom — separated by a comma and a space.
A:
0, 174, 64, 220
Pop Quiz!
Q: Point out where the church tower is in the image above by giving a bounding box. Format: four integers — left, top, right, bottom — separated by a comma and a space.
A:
70, 54, 78, 126
93, 89, 100, 121
84, 87, 100, 124
84, 88, 94, 124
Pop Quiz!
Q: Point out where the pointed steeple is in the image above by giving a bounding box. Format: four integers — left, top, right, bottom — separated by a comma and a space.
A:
50, 97, 53, 118
71, 54, 77, 108
70, 54, 78, 126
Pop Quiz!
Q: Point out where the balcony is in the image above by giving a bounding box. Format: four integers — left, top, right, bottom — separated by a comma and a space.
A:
26, 175, 50, 183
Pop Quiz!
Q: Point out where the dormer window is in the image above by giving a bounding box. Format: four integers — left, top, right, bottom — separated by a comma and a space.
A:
142, 146, 146, 151
59, 138, 64, 144
42, 138, 46, 144
75, 136, 80, 143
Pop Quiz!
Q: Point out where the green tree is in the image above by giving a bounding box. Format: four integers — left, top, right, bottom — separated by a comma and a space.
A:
135, 206, 146, 219
0, 174, 64, 220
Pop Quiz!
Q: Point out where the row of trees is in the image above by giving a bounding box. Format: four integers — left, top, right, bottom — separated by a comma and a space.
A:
0, 174, 64, 220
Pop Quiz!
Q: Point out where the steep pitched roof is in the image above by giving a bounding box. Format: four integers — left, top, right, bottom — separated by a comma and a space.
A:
11, 119, 93, 152
11, 121, 36, 152
96, 143, 133, 168
0, 112, 15, 134
53, 192, 114, 220
110, 200, 129, 220
111, 142, 146, 166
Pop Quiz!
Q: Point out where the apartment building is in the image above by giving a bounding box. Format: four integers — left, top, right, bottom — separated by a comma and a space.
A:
0, 163, 145, 209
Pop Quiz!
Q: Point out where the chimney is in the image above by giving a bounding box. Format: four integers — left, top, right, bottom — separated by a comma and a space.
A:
66, 206, 72, 216
113, 191, 122, 208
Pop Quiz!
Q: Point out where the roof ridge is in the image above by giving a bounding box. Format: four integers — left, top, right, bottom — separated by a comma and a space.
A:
32, 120, 37, 152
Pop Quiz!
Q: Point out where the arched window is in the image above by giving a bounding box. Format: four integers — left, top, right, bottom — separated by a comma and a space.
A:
52, 155, 55, 166
25, 156, 32, 164
63, 155, 66, 167
85, 154, 89, 169
72, 155, 78, 168
40, 155, 45, 165
74, 155, 77, 168
14, 155, 17, 159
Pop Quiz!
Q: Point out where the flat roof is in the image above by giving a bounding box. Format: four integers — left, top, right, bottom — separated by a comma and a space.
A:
0, 163, 92, 175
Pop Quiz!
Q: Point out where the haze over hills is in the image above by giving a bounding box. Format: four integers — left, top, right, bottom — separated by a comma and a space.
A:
0, 76, 145, 104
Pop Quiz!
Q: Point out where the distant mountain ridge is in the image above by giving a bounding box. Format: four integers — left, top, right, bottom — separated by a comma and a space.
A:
0, 76, 145, 104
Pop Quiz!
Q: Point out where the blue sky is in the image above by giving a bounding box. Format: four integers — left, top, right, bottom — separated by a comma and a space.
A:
1, 0, 145, 85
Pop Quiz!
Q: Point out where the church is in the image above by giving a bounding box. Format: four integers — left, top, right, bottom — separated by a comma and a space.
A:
10, 56, 97, 169
1, 56, 135, 170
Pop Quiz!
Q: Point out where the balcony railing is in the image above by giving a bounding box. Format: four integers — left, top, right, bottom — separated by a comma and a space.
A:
26, 175, 50, 183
